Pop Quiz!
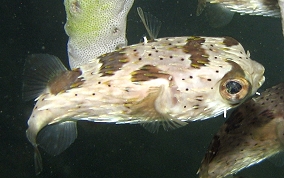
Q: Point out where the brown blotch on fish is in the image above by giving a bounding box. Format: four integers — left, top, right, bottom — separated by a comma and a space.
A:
223, 37, 239, 47
48, 68, 83, 95
182, 36, 209, 68
131, 64, 172, 82
98, 49, 130, 76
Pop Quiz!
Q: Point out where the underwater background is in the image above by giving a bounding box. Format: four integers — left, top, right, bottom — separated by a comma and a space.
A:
1, 0, 284, 177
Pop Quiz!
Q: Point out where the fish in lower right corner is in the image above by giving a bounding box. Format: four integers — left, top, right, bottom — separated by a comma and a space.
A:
198, 83, 284, 178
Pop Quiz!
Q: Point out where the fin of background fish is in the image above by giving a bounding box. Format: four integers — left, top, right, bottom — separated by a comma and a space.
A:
279, 0, 284, 36
198, 83, 284, 178
22, 54, 67, 101
203, 3, 235, 28
196, 0, 206, 16
64, 0, 134, 69
137, 7, 162, 40
37, 121, 77, 156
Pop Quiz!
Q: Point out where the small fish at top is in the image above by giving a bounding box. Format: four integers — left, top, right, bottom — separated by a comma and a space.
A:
198, 83, 284, 178
196, 0, 284, 35
23, 35, 265, 175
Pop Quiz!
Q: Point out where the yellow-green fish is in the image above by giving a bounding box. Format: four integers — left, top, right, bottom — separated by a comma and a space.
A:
23, 36, 265, 174
198, 83, 284, 178
64, 0, 134, 68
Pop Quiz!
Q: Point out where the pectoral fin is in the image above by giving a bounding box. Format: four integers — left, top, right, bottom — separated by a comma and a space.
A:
130, 87, 187, 133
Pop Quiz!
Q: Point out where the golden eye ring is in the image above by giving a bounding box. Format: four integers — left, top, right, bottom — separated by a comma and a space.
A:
220, 78, 251, 105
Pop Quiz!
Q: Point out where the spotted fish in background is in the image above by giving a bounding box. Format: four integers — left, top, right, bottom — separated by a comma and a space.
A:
197, 0, 284, 35
64, 0, 134, 68
198, 83, 284, 178
23, 36, 264, 174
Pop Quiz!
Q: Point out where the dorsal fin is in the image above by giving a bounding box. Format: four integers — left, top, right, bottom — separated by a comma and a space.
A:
22, 54, 67, 101
137, 7, 161, 40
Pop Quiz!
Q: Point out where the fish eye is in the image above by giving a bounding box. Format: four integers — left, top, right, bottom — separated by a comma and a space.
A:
226, 81, 242, 94
220, 78, 251, 105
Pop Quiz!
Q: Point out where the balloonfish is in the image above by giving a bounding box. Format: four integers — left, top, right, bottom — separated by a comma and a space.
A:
197, 0, 284, 35
64, 0, 134, 68
23, 36, 265, 174
198, 83, 284, 178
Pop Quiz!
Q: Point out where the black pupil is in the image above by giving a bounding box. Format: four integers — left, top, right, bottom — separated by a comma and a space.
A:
226, 81, 242, 94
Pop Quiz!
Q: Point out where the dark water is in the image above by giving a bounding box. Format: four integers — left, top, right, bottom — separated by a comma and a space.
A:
1, 0, 284, 177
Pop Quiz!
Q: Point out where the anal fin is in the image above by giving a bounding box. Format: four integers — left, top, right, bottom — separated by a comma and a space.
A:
37, 121, 77, 156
